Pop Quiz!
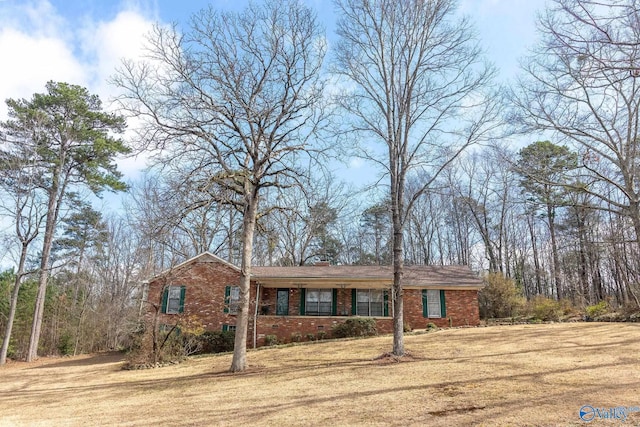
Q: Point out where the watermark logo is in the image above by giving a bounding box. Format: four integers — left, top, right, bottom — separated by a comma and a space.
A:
579, 405, 640, 422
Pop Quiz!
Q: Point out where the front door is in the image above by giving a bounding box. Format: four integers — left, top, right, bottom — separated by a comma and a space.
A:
276, 289, 289, 315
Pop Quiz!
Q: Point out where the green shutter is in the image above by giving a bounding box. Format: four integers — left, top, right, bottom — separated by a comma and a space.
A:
351, 289, 357, 315
383, 290, 389, 317
224, 286, 231, 313
332, 289, 338, 316
161, 287, 168, 313
222, 324, 228, 332
299, 288, 306, 315
422, 289, 428, 318
178, 286, 186, 313
440, 290, 446, 318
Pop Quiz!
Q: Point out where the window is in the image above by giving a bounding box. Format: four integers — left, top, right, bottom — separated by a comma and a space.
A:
225, 285, 241, 314
422, 289, 446, 318
161, 285, 185, 314
276, 289, 289, 315
305, 289, 333, 315
222, 324, 236, 332
354, 289, 385, 316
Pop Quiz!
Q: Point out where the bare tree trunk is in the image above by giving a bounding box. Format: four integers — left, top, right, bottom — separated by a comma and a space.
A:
0, 243, 28, 365
391, 226, 405, 356
526, 213, 542, 295
27, 186, 60, 362
231, 189, 259, 372
547, 204, 562, 299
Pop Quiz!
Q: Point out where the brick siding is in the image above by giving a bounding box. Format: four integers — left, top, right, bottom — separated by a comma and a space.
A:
146, 258, 480, 347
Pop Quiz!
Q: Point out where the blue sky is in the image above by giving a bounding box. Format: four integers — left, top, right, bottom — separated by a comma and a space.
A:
0, 0, 545, 183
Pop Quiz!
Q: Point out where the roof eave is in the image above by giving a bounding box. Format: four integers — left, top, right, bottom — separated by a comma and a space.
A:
148, 251, 240, 282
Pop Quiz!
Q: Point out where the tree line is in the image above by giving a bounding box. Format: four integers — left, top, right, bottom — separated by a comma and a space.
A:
1, 0, 639, 370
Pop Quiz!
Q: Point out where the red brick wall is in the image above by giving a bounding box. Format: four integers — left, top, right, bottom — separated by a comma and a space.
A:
403, 289, 480, 329
257, 289, 479, 345
146, 260, 255, 332
255, 316, 395, 346
145, 259, 480, 348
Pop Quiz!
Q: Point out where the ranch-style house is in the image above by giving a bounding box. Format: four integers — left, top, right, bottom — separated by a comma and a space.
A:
144, 252, 484, 347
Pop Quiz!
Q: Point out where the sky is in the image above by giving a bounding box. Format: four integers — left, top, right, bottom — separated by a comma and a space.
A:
0, 0, 546, 192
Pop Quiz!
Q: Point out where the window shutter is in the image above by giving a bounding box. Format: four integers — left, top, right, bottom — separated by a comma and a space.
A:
332, 288, 338, 315
383, 290, 389, 317
299, 288, 306, 315
161, 287, 168, 313
422, 289, 428, 318
224, 286, 231, 313
440, 290, 446, 318
222, 324, 228, 332
178, 286, 186, 313
351, 289, 357, 315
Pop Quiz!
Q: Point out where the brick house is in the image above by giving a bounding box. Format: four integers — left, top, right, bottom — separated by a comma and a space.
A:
145, 252, 484, 347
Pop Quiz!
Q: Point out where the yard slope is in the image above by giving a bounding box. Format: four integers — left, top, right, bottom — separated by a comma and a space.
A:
1, 322, 639, 426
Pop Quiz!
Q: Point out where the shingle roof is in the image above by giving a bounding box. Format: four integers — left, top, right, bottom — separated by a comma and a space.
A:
251, 264, 483, 289
146, 251, 483, 290
145, 252, 239, 282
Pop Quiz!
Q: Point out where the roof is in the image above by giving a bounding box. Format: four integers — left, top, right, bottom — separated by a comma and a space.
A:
146, 251, 483, 290
146, 252, 239, 282
251, 264, 483, 290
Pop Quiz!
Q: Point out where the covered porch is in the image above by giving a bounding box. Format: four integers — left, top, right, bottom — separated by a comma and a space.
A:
250, 276, 395, 347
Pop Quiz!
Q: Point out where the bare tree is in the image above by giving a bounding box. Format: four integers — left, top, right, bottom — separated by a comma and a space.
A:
258, 173, 347, 266
510, 0, 640, 251
0, 150, 45, 364
113, 0, 326, 372
334, 0, 497, 355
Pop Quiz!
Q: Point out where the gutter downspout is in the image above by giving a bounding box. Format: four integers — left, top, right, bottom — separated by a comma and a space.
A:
253, 283, 260, 349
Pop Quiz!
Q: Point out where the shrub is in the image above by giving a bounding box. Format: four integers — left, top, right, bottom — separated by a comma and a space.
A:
124, 317, 229, 369
306, 333, 315, 341
198, 330, 235, 354
585, 301, 609, 318
317, 331, 327, 340
264, 335, 279, 346
290, 332, 302, 342
331, 318, 377, 338
57, 331, 75, 356
403, 323, 412, 332
479, 273, 525, 319
426, 322, 437, 331
528, 296, 562, 321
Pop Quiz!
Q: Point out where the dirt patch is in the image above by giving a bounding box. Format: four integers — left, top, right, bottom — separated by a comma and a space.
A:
372, 350, 422, 364
1, 351, 124, 371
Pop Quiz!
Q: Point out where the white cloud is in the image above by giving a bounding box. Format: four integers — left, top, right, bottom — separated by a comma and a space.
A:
0, 0, 85, 117
0, 28, 86, 111
79, 10, 155, 103
78, 8, 158, 181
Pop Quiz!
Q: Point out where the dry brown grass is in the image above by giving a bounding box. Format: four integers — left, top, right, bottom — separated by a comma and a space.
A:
1, 322, 639, 426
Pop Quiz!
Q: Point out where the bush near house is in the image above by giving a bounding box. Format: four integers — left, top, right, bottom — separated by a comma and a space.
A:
331, 318, 377, 338
197, 331, 235, 353
478, 273, 525, 319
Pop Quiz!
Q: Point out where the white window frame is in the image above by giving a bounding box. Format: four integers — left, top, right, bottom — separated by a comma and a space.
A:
306, 289, 332, 315
426, 289, 441, 318
356, 289, 384, 317
166, 285, 182, 314
228, 286, 241, 314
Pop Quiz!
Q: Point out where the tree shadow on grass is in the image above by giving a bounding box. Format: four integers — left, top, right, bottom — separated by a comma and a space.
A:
28, 352, 125, 370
